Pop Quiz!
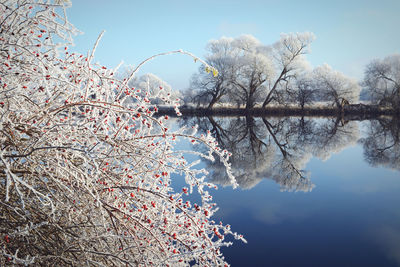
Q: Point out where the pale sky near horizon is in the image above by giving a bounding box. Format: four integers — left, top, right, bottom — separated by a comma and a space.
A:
66, 0, 400, 91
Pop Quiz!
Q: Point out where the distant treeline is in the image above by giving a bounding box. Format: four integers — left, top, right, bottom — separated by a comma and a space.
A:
179, 34, 400, 112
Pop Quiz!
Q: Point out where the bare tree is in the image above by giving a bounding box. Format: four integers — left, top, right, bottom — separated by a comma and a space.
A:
189, 33, 315, 109
262, 32, 315, 107
126, 72, 182, 106
362, 54, 400, 108
311, 64, 361, 109
0, 1, 244, 266
296, 80, 315, 109
279, 73, 316, 108
229, 35, 275, 109
189, 35, 276, 109
189, 37, 236, 108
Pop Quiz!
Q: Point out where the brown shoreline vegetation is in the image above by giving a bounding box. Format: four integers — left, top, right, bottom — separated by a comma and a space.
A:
157, 104, 399, 119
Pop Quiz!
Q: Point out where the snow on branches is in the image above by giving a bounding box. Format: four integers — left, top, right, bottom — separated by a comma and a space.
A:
0, 0, 242, 266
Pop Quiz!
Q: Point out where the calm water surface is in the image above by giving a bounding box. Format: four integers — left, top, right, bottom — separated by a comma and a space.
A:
174, 116, 400, 266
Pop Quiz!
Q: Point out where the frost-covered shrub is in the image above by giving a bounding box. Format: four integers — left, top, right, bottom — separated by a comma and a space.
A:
0, 1, 243, 266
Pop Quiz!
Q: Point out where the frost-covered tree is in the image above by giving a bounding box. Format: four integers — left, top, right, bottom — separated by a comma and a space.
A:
125, 72, 182, 106
189, 35, 273, 109
283, 72, 316, 108
295, 77, 316, 109
311, 64, 361, 108
362, 54, 400, 108
228, 35, 275, 109
189, 35, 272, 109
0, 1, 243, 266
190, 33, 314, 109
190, 37, 234, 108
262, 32, 315, 107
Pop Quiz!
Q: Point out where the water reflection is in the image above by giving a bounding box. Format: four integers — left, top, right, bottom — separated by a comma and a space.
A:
360, 117, 400, 171
179, 116, 399, 191
178, 115, 400, 265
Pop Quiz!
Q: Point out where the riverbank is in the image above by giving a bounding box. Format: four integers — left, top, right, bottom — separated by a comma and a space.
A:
156, 104, 399, 119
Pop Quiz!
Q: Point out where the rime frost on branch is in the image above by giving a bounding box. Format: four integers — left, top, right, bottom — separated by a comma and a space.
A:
0, 1, 242, 266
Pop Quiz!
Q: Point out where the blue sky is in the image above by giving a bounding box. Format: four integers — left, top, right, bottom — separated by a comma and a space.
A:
66, 0, 400, 90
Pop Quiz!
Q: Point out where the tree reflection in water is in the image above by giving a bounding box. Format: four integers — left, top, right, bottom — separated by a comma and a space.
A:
181, 116, 364, 191
360, 117, 400, 171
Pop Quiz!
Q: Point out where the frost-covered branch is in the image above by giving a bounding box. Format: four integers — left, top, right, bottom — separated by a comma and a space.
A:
0, 1, 242, 266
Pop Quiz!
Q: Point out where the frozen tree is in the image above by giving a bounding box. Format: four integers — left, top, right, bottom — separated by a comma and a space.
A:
179, 87, 198, 107
189, 38, 233, 108
189, 37, 234, 108
295, 77, 316, 109
0, 1, 244, 266
229, 33, 315, 109
189, 33, 314, 109
189, 35, 275, 109
283, 73, 316, 109
125, 72, 182, 106
229, 35, 275, 109
362, 54, 400, 108
262, 32, 315, 107
311, 64, 361, 108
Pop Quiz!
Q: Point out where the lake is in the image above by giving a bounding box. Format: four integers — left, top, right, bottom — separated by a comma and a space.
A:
172, 116, 400, 266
